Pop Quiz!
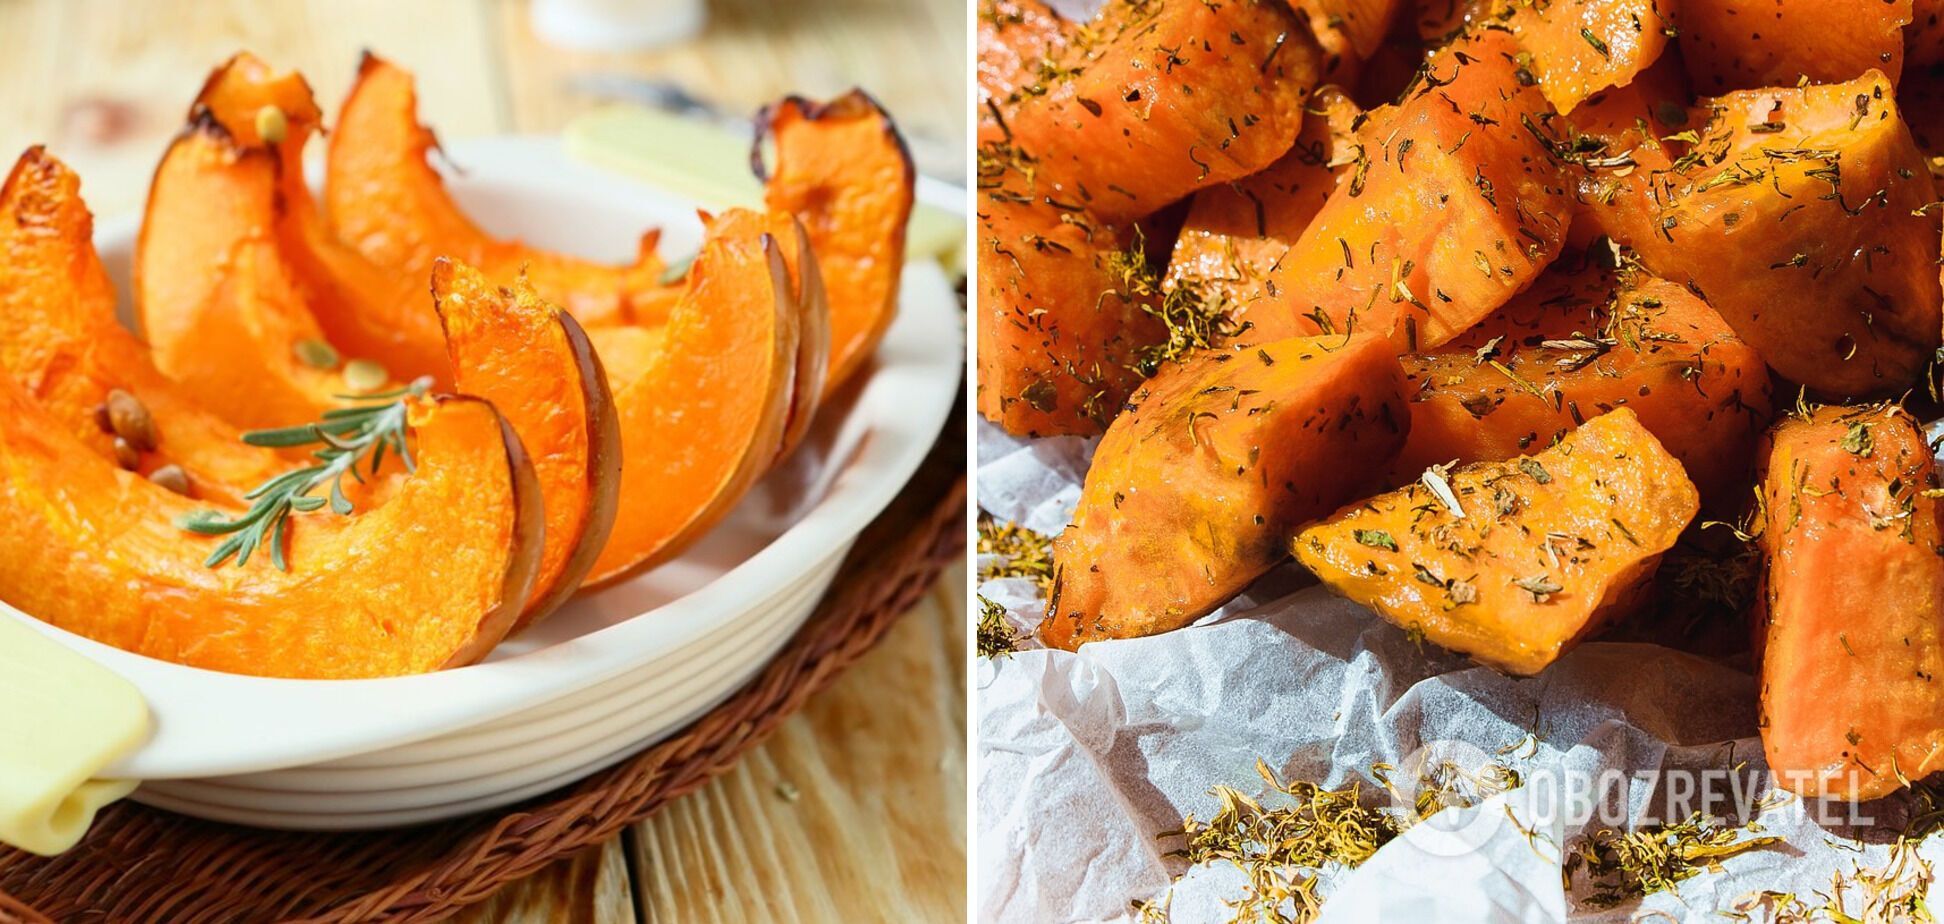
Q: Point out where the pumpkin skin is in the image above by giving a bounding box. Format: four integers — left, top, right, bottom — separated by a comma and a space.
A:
1756, 405, 1944, 801
325, 52, 669, 329
433, 260, 622, 626
582, 209, 802, 585
0, 147, 283, 507
0, 376, 545, 679
192, 53, 451, 385
758, 91, 913, 397
136, 114, 355, 430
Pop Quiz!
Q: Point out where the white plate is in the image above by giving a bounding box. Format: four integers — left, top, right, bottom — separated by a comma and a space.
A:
2, 136, 963, 783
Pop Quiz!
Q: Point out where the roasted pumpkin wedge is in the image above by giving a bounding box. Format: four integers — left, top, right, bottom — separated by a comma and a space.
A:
1164, 87, 1361, 314
1296, 408, 1699, 675
325, 53, 666, 329
758, 91, 913, 396
0, 147, 283, 506
1040, 334, 1411, 650
583, 209, 800, 584
1392, 264, 1773, 501
1561, 54, 1689, 250
193, 53, 450, 385
1604, 71, 1942, 397
1301, 0, 1403, 63
1756, 404, 1944, 800
136, 114, 357, 430
1681, 0, 1912, 93
1245, 30, 1572, 349
1496, 0, 1675, 114
0, 375, 543, 679
433, 260, 621, 625
998, 0, 1323, 225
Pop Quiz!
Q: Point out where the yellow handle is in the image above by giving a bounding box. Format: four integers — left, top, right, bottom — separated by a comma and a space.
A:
0, 616, 149, 855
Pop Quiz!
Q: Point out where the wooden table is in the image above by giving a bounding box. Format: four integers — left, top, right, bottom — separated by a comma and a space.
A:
0, 1, 967, 919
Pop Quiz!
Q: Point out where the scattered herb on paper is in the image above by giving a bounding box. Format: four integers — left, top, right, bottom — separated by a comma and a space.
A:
978, 594, 1021, 659
978, 515, 1056, 592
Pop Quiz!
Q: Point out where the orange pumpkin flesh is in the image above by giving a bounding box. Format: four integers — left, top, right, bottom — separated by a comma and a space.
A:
1681, 0, 1912, 94
0, 147, 283, 506
194, 53, 451, 386
759, 91, 912, 397
583, 209, 800, 585
0, 375, 543, 679
434, 260, 621, 626
325, 53, 666, 329
136, 116, 354, 430
1757, 405, 1944, 800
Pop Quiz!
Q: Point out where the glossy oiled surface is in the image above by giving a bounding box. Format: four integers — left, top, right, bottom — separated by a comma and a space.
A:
0, 0, 964, 917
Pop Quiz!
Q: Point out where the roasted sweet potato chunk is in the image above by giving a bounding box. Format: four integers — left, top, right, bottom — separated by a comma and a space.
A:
1607, 72, 1942, 397
1245, 31, 1572, 349
975, 192, 1164, 437
1393, 265, 1773, 500
1501, 0, 1676, 113
326, 53, 666, 328
1040, 334, 1410, 650
0, 148, 284, 506
0, 376, 543, 679
584, 210, 800, 584
758, 91, 912, 395
978, 0, 1073, 103
1164, 88, 1360, 314
1681, 0, 1912, 93
1757, 405, 1944, 800
1000, 0, 1323, 225
1296, 408, 1698, 674
434, 261, 621, 625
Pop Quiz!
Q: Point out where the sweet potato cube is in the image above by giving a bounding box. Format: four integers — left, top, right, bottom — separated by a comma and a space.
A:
1393, 265, 1773, 501
1296, 408, 1698, 674
1757, 405, 1944, 801
1040, 334, 1410, 649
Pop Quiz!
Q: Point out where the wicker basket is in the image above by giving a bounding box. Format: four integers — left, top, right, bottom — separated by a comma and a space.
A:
0, 400, 965, 924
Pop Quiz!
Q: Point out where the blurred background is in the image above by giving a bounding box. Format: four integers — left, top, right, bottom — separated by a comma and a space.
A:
0, 0, 965, 920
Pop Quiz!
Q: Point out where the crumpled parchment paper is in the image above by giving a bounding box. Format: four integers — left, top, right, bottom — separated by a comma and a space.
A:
975, 420, 1942, 923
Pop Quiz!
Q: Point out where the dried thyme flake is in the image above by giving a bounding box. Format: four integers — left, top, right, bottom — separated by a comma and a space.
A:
1519, 458, 1553, 484
977, 516, 1055, 592
1354, 529, 1398, 551
1841, 421, 1874, 457
1566, 812, 1782, 908
976, 595, 1021, 659
1513, 574, 1563, 602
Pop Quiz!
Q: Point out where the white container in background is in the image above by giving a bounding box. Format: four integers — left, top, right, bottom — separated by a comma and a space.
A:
531, 0, 706, 51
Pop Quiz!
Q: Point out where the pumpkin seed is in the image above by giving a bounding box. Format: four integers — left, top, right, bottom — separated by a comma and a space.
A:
342, 358, 388, 393
255, 104, 288, 145
147, 464, 191, 497
294, 338, 340, 370
105, 389, 156, 451
112, 436, 140, 471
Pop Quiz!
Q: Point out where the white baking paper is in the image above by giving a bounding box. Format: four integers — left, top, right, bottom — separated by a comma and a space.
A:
975, 419, 1942, 923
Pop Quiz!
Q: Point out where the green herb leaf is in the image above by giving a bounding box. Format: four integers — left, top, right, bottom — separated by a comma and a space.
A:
1519, 459, 1553, 484
1354, 529, 1398, 551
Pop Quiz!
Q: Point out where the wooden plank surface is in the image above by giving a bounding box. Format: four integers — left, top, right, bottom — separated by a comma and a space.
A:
0, 1, 967, 920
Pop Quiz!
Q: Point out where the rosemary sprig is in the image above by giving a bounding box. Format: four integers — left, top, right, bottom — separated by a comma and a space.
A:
175, 378, 432, 570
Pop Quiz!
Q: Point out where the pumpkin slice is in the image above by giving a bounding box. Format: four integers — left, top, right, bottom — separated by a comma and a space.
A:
326, 53, 666, 328
583, 209, 800, 585
999, 0, 1323, 225
1392, 264, 1773, 501
136, 113, 358, 430
1501, 0, 1675, 114
775, 218, 832, 462
1039, 334, 1411, 650
1561, 53, 1689, 250
1757, 404, 1944, 800
193, 53, 450, 385
758, 91, 913, 396
1246, 30, 1572, 349
0, 147, 282, 506
1607, 71, 1942, 397
433, 260, 621, 625
0, 375, 543, 679
1295, 408, 1699, 675
1681, 0, 1912, 94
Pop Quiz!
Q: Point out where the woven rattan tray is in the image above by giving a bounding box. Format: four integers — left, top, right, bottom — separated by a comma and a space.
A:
0, 397, 965, 924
